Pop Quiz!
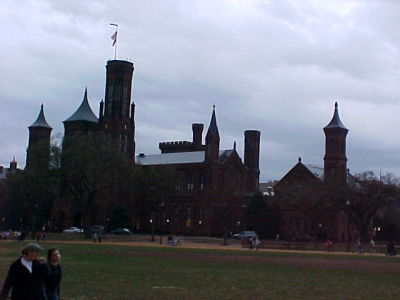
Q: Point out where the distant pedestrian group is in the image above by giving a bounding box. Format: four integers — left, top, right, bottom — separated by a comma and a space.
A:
248, 237, 261, 250
167, 235, 181, 246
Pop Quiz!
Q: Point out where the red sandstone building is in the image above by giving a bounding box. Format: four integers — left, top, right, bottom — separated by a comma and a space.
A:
23, 58, 354, 239
25, 59, 261, 236
274, 103, 354, 242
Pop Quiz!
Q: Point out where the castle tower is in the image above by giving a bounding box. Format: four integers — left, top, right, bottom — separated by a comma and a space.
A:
100, 60, 135, 159
323, 102, 348, 184
244, 130, 261, 192
205, 106, 220, 162
244, 130, 261, 170
63, 88, 98, 138
26, 104, 52, 170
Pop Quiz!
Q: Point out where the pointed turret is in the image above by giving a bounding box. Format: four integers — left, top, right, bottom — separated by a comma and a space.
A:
64, 88, 98, 123
206, 105, 220, 139
323, 102, 349, 184
63, 88, 99, 138
324, 102, 348, 130
205, 106, 220, 162
10, 157, 17, 170
29, 104, 52, 129
26, 104, 52, 170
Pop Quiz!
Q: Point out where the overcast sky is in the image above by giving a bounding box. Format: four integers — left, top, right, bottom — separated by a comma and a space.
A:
1, 0, 400, 181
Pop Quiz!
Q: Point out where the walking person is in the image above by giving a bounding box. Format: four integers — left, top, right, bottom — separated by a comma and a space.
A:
356, 238, 363, 254
369, 239, 376, 254
45, 249, 62, 300
0, 243, 47, 300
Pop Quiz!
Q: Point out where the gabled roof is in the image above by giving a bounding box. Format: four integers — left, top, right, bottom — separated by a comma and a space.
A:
324, 102, 347, 130
29, 104, 52, 129
219, 149, 234, 164
64, 88, 98, 123
304, 164, 324, 180
275, 158, 323, 189
136, 149, 234, 166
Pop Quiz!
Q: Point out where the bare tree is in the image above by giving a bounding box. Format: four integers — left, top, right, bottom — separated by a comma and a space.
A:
131, 165, 178, 241
329, 171, 400, 243
59, 133, 133, 238
7, 140, 59, 232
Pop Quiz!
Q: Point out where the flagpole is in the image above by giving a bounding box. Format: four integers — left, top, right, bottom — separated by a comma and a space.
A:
110, 23, 118, 60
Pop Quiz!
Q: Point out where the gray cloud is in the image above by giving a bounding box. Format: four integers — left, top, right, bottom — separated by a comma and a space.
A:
1, 0, 400, 181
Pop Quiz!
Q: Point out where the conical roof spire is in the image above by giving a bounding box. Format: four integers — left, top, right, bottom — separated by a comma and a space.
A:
29, 103, 52, 129
64, 87, 98, 123
324, 102, 347, 130
206, 105, 220, 138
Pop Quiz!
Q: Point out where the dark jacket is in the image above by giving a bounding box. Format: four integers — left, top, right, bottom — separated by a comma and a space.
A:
0, 257, 47, 300
45, 263, 62, 296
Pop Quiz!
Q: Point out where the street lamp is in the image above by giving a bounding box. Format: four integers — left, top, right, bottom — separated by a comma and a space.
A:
150, 214, 155, 242
346, 200, 351, 252
106, 218, 110, 233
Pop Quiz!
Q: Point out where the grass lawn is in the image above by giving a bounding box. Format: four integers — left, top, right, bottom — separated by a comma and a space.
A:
0, 241, 399, 300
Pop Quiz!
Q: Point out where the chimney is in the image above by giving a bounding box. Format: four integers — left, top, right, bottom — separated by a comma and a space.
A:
244, 130, 260, 170
192, 123, 204, 149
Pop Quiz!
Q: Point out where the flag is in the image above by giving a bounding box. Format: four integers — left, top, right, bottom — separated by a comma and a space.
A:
111, 31, 117, 46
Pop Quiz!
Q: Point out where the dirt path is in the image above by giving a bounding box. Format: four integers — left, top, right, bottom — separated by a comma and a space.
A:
28, 239, 398, 273
43, 239, 397, 257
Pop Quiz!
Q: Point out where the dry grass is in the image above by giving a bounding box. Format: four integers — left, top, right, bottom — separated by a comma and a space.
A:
0, 240, 399, 300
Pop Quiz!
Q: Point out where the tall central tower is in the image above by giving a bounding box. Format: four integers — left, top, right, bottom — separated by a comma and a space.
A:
323, 102, 348, 185
99, 60, 135, 159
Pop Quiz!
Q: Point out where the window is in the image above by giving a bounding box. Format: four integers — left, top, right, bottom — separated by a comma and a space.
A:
199, 174, 204, 191
107, 101, 112, 115
187, 176, 194, 194
175, 179, 182, 192
186, 207, 192, 228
